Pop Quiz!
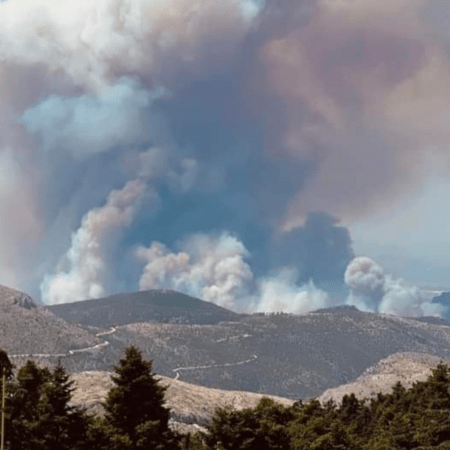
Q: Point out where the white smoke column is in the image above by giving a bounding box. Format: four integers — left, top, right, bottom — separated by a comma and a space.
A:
137, 233, 254, 310
0, 0, 258, 89
255, 271, 330, 314
41, 180, 146, 304
344, 257, 385, 312
380, 276, 445, 317
345, 256, 446, 317
137, 233, 332, 313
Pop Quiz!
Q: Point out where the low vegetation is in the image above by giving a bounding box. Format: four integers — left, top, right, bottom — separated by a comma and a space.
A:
3, 345, 450, 449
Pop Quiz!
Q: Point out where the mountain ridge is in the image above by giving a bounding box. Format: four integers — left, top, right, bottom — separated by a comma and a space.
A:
3, 285, 450, 400
47, 289, 242, 327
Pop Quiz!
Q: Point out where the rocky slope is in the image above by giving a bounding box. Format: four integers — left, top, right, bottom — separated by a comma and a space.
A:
5, 286, 450, 400
70, 371, 294, 432
89, 306, 450, 399
0, 285, 99, 356
319, 352, 448, 403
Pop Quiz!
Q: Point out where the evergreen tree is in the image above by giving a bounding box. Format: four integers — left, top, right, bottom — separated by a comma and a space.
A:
0, 350, 12, 380
7, 360, 89, 450
103, 345, 178, 448
6, 360, 50, 450
34, 360, 87, 450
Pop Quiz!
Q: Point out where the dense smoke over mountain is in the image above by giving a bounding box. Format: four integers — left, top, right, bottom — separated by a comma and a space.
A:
1, 0, 450, 315
345, 257, 445, 317
272, 212, 354, 290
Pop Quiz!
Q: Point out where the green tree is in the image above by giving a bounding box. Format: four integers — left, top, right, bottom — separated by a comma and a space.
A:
6, 360, 50, 450
7, 360, 89, 450
0, 350, 12, 380
205, 398, 294, 450
103, 345, 178, 448
35, 360, 89, 450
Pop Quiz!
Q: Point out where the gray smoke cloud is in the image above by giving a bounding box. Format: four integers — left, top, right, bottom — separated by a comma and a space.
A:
271, 211, 354, 292
0, 0, 449, 315
20, 79, 166, 162
344, 257, 385, 311
41, 180, 150, 304
137, 232, 331, 313
137, 233, 254, 311
344, 256, 446, 317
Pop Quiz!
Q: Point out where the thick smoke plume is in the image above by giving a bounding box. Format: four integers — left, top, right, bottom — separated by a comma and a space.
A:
272, 212, 354, 291
41, 180, 148, 304
137, 234, 254, 311
137, 232, 332, 314
344, 257, 446, 317
0, 0, 449, 317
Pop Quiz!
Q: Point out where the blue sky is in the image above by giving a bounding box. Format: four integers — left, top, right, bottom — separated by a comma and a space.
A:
352, 175, 450, 290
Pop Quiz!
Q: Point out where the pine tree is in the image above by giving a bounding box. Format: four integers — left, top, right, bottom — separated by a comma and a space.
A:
8, 359, 89, 450
35, 360, 77, 450
103, 345, 178, 448
0, 350, 12, 381
7, 360, 50, 450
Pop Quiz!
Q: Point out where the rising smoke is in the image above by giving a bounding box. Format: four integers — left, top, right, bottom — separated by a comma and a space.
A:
0, 0, 449, 316
272, 211, 354, 292
136, 232, 332, 314
41, 180, 149, 305
344, 257, 446, 317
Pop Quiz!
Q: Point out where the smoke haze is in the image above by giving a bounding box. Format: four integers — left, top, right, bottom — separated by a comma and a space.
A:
0, 0, 449, 316
345, 257, 446, 317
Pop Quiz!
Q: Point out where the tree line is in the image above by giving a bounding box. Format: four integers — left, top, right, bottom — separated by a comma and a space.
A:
0, 346, 178, 450
1, 346, 450, 449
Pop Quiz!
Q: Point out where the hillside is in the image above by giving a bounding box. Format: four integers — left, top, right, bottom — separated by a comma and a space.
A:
70, 371, 294, 432
4, 286, 450, 400
105, 311, 442, 398
52, 304, 450, 399
47, 290, 242, 327
319, 352, 448, 403
0, 285, 99, 355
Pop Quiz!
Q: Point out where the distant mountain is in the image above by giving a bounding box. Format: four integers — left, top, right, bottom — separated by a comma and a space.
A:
47, 290, 242, 327
5, 286, 450, 400
102, 308, 450, 399
0, 285, 99, 355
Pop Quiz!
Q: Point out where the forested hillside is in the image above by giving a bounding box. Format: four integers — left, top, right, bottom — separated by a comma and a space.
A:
2, 345, 450, 449
197, 363, 450, 450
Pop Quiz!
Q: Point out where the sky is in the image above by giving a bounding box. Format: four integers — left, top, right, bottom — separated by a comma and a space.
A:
2, 0, 450, 317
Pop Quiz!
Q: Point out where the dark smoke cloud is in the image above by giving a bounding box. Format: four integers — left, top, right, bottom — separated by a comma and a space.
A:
271, 212, 354, 289
0, 0, 448, 317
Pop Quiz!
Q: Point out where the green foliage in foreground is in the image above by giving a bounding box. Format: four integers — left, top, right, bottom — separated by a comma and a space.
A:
0, 345, 180, 450
194, 363, 450, 450
3, 346, 450, 450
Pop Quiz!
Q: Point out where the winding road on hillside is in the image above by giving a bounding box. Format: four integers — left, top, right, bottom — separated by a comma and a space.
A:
172, 354, 258, 380
9, 327, 259, 383
9, 327, 118, 359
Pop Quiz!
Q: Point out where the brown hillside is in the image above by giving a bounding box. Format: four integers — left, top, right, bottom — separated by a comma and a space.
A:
0, 285, 99, 355
70, 371, 294, 430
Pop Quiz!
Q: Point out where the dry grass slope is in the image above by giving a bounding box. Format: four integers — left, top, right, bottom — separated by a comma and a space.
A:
70, 371, 294, 431
101, 308, 450, 398
319, 352, 449, 403
0, 285, 99, 355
